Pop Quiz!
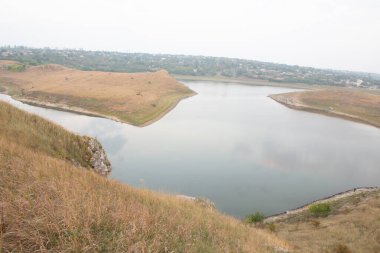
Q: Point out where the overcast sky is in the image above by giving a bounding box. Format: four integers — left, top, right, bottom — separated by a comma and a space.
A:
1, 0, 379, 73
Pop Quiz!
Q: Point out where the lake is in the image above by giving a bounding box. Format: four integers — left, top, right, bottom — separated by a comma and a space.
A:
1, 81, 380, 218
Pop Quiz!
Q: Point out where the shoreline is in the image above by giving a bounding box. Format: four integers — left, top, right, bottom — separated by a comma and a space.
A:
175, 74, 316, 89
265, 187, 379, 223
269, 94, 380, 129
6, 93, 196, 127
15, 97, 123, 121
137, 92, 196, 127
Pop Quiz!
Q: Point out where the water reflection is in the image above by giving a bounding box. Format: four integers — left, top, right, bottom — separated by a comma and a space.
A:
1, 81, 380, 217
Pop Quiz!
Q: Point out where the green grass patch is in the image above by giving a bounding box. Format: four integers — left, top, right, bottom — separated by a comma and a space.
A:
246, 212, 265, 224
7, 63, 26, 72
309, 203, 331, 217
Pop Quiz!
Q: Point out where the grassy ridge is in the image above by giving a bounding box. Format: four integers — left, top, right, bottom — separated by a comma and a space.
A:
0, 101, 290, 252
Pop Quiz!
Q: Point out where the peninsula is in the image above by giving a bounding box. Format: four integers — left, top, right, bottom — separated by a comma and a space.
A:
0, 60, 196, 126
270, 89, 380, 128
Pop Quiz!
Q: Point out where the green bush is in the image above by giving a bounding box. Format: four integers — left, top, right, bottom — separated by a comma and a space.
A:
245, 212, 265, 224
7, 63, 26, 72
309, 203, 331, 217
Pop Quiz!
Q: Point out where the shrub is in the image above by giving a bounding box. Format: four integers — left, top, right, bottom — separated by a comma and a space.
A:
335, 244, 352, 253
246, 212, 265, 224
309, 203, 331, 217
7, 63, 26, 72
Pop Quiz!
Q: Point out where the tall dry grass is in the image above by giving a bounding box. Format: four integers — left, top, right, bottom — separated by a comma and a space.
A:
0, 101, 92, 167
0, 101, 290, 252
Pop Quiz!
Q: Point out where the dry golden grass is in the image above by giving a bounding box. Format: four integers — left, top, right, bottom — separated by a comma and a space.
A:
0, 101, 93, 168
0, 61, 196, 126
0, 101, 291, 252
267, 190, 380, 253
270, 89, 380, 128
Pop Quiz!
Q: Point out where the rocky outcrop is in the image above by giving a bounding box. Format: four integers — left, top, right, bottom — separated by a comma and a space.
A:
87, 138, 112, 176
176, 195, 216, 209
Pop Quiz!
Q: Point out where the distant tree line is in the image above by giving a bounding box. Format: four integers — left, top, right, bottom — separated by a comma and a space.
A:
1, 46, 379, 88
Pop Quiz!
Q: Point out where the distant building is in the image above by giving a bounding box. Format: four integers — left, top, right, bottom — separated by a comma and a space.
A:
356, 79, 363, 87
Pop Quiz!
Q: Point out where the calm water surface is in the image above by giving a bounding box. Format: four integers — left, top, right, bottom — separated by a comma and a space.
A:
2, 81, 380, 217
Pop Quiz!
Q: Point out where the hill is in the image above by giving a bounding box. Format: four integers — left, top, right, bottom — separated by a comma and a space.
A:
0, 101, 290, 252
0, 60, 195, 126
270, 89, 380, 128
1, 46, 379, 88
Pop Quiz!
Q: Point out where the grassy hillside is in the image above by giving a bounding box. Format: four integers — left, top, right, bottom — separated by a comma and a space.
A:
267, 190, 380, 253
0, 101, 290, 252
270, 89, 380, 128
0, 100, 93, 168
0, 60, 196, 126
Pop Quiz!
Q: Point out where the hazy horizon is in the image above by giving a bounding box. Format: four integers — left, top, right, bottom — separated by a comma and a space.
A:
1, 0, 379, 74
